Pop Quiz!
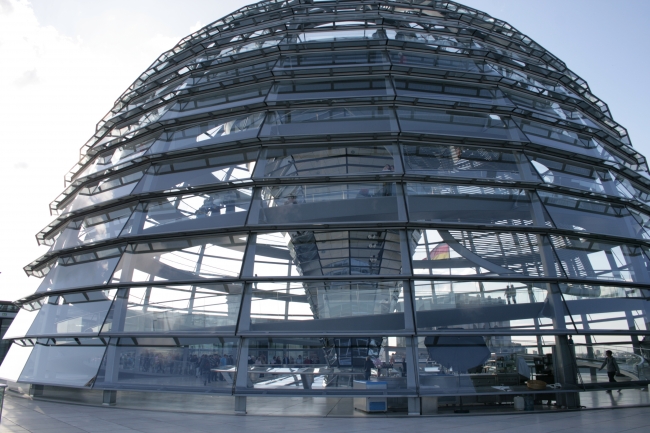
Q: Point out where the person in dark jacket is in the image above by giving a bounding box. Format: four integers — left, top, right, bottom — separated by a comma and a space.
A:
363, 356, 374, 381
599, 350, 621, 393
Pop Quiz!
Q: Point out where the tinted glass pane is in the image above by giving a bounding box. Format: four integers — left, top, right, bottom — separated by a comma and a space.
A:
37, 247, 124, 294
402, 144, 538, 181
250, 280, 406, 332
504, 90, 599, 129
110, 235, 247, 283
61, 168, 145, 215
19, 343, 106, 387
538, 191, 647, 238
515, 119, 605, 158
121, 188, 252, 237
397, 108, 528, 142
551, 236, 650, 283
51, 205, 135, 251
528, 154, 617, 196
260, 107, 398, 138
411, 229, 563, 278
414, 281, 556, 332
267, 77, 393, 105
406, 183, 551, 227
132, 149, 258, 194
257, 145, 398, 179
102, 284, 242, 334
27, 290, 117, 337
148, 112, 264, 155
274, 51, 390, 76
78, 139, 154, 180
389, 51, 498, 76
244, 336, 408, 392
417, 335, 562, 395
395, 78, 513, 108
251, 183, 401, 224
94, 338, 239, 391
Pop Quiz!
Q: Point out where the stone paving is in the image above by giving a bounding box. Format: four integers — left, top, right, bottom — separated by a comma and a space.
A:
0, 394, 649, 433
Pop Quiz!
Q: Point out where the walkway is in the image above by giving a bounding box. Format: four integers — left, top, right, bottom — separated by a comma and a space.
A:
0, 394, 649, 433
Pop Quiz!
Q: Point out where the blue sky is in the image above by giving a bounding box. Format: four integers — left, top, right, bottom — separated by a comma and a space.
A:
0, 0, 648, 301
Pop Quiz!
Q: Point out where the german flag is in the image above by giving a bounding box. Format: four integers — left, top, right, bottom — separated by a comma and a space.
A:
429, 244, 450, 260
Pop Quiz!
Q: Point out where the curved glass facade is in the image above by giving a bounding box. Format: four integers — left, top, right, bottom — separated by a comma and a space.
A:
2, 0, 650, 413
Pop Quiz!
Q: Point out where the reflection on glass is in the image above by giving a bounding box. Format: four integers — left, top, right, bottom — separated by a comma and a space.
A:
275, 51, 390, 76
551, 236, 650, 283
103, 284, 242, 334
410, 229, 561, 277
389, 51, 498, 76
414, 281, 552, 332
19, 341, 106, 387
250, 280, 405, 332
3, 307, 40, 340
27, 290, 117, 337
515, 119, 604, 158
395, 78, 513, 108
538, 191, 646, 238
267, 77, 393, 105
257, 145, 397, 179
51, 205, 134, 251
132, 149, 257, 194
252, 230, 403, 277
164, 83, 270, 119
110, 234, 247, 283
528, 154, 616, 196
78, 139, 154, 180
402, 144, 538, 181
244, 336, 408, 391
0, 344, 33, 382
148, 112, 264, 155
37, 247, 124, 294
504, 90, 599, 129
397, 108, 528, 141
252, 183, 401, 224
60, 168, 145, 216
94, 337, 239, 391
417, 335, 564, 395
121, 188, 252, 237
406, 183, 550, 227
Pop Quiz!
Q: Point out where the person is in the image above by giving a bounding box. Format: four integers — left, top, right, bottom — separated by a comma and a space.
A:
505, 284, 517, 304
599, 350, 621, 393
363, 356, 374, 381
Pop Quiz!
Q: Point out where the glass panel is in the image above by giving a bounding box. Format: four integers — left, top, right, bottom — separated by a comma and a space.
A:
190, 59, 276, 88
515, 119, 605, 158
410, 229, 562, 278
389, 51, 499, 77
406, 183, 551, 227
397, 108, 528, 142
417, 335, 572, 396
289, 29, 381, 44
132, 149, 258, 194
394, 78, 513, 108
252, 183, 401, 224
504, 90, 599, 129
250, 280, 406, 332
148, 112, 264, 155
37, 247, 124, 295
551, 236, 650, 283
121, 188, 252, 237
94, 337, 239, 391
414, 281, 556, 332
538, 191, 647, 238
163, 83, 270, 120
260, 107, 398, 138
110, 234, 247, 283
274, 51, 391, 76
78, 138, 154, 180
61, 168, 145, 215
51, 204, 135, 251
3, 307, 40, 340
402, 144, 539, 181
244, 337, 408, 392
102, 283, 242, 334
0, 343, 33, 382
252, 230, 403, 277
267, 77, 393, 105
18, 343, 106, 387
257, 145, 398, 179
560, 284, 649, 333
528, 153, 617, 196
26, 290, 117, 337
